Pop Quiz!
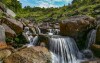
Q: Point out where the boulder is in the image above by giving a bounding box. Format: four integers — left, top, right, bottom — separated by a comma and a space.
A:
91, 44, 100, 57
2, 24, 16, 38
60, 15, 96, 37
0, 25, 5, 42
60, 15, 96, 49
0, 49, 11, 61
4, 46, 51, 63
1, 17, 23, 34
6, 8, 16, 17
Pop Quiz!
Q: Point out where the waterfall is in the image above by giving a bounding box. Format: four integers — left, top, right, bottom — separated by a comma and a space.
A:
48, 29, 54, 35
36, 26, 41, 34
24, 27, 38, 47
49, 36, 82, 63
86, 29, 96, 48
27, 36, 38, 47
48, 29, 60, 35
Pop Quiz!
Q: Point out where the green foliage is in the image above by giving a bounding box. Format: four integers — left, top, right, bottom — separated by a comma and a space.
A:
1, 0, 22, 13
1, 0, 100, 22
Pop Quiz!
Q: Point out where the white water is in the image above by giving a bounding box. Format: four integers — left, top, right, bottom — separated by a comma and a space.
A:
24, 27, 38, 47
49, 36, 82, 63
86, 29, 96, 48
48, 29, 60, 35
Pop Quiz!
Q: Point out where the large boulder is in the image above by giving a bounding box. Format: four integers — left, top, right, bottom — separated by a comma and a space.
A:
60, 15, 96, 49
0, 25, 5, 42
4, 46, 51, 63
1, 17, 23, 34
60, 15, 96, 37
2, 24, 16, 38
6, 8, 16, 17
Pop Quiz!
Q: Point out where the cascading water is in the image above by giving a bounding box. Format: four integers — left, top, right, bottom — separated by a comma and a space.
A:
27, 36, 38, 47
48, 29, 60, 35
86, 29, 96, 48
36, 26, 41, 34
49, 36, 83, 63
48, 29, 54, 35
24, 27, 38, 47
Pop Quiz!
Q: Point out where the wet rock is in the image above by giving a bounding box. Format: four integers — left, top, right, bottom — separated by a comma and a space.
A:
91, 44, 100, 57
60, 15, 96, 49
2, 24, 16, 38
1, 17, 23, 34
0, 25, 5, 42
81, 59, 100, 63
4, 46, 51, 63
82, 49, 93, 59
60, 15, 96, 37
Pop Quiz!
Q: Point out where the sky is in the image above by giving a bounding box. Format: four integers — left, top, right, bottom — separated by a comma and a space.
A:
19, 0, 73, 8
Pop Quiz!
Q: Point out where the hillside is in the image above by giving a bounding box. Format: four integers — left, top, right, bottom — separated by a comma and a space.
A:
0, 0, 100, 22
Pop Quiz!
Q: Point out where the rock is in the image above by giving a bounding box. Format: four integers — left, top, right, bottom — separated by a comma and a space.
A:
6, 8, 16, 17
91, 44, 100, 57
82, 49, 93, 59
96, 18, 100, 44
0, 49, 11, 60
1, 17, 23, 34
0, 42, 7, 49
81, 59, 100, 63
0, 25, 5, 42
60, 15, 96, 37
2, 24, 16, 38
0, 2, 6, 12
4, 46, 51, 63
60, 15, 96, 49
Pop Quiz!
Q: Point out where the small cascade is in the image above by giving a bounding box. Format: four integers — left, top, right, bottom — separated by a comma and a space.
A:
27, 36, 38, 47
48, 29, 54, 35
86, 29, 96, 48
24, 27, 38, 47
48, 29, 60, 35
49, 36, 83, 63
36, 26, 41, 34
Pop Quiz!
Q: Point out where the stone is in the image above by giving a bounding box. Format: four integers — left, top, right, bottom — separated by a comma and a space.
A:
0, 49, 11, 61
81, 60, 100, 63
1, 17, 23, 34
60, 15, 96, 37
96, 17, 100, 44
4, 46, 51, 63
2, 24, 16, 38
0, 25, 5, 42
6, 8, 16, 17
60, 15, 96, 49
91, 44, 100, 57
0, 42, 7, 49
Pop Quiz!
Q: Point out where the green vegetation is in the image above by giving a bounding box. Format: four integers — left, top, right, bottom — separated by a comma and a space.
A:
1, 0, 100, 22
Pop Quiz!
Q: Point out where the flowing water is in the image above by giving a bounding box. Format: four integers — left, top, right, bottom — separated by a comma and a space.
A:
24, 26, 95, 63
49, 36, 83, 63
48, 29, 60, 35
86, 29, 96, 48
24, 27, 38, 47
